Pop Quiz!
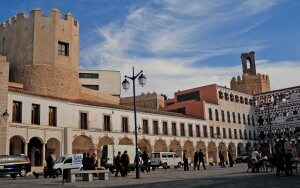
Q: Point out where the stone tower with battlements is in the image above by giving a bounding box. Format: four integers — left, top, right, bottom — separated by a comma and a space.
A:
230, 51, 270, 95
0, 8, 80, 99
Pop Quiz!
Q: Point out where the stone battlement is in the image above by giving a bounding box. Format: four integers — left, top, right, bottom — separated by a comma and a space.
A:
231, 73, 269, 83
0, 8, 78, 30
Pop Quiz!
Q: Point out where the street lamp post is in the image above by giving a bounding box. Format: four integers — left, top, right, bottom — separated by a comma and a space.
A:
122, 67, 146, 179
259, 96, 275, 155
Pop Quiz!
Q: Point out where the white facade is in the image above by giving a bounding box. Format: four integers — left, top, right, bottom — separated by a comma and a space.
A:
7, 88, 255, 167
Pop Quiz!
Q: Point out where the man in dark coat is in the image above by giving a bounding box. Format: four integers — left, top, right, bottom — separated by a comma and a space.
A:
46, 152, 55, 178
198, 149, 206, 170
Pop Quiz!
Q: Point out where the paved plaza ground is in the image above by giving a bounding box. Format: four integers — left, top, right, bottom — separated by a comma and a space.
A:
0, 164, 299, 188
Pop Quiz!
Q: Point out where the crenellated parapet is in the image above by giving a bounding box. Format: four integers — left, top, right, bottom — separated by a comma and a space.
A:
0, 8, 78, 30
0, 8, 80, 99
231, 73, 270, 85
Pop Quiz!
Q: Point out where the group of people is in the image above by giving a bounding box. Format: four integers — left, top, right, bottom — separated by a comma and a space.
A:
82, 152, 98, 171
183, 149, 206, 171
114, 150, 130, 177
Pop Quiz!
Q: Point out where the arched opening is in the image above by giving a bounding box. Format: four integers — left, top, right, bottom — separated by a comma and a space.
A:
183, 140, 195, 163
169, 140, 182, 157
46, 138, 61, 161
208, 141, 217, 163
237, 143, 245, 155
72, 135, 94, 154
218, 142, 227, 161
9, 135, 25, 155
138, 138, 152, 153
154, 139, 167, 152
28, 137, 43, 166
196, 141, 206, 163
119, 137, 133, 145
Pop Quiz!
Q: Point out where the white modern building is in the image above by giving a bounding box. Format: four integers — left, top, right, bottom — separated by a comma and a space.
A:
79, 70, 121, 97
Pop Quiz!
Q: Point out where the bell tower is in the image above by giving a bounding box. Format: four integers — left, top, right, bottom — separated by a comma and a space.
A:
230, 51, 270, 95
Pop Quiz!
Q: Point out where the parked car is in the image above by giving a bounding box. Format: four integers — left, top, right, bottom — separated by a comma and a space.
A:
235, 152, 250, 163
0, 154, 31, 177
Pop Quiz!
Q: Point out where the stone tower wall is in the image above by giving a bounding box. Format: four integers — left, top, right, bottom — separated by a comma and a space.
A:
0, 8, 80, 99
231, 74, 270, 95
0, 56, 9, 155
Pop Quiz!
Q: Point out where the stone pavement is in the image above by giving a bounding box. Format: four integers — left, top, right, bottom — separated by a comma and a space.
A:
0, 164, 299, 188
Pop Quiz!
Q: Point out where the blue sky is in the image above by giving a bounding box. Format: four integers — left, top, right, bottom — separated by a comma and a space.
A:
1, 0, 300, 98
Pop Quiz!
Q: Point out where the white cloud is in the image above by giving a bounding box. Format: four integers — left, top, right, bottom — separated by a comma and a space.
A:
80, 0, 299, 98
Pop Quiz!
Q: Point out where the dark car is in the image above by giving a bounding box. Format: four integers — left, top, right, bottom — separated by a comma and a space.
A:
0, 154, 31, 177
235, 152, 250, 163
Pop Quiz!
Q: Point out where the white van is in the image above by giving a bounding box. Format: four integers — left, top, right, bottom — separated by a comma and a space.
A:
150, 152, 183, 169
101, 144, 142, 172
53, 154, 83, 175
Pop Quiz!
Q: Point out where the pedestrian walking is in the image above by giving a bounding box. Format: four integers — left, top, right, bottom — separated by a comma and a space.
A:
193, 151, 199, 170
114, 151, 121, 177
121, 150, 130, 176
219, 150, 225, 168
183, 150, 189, 171
198, 149, 206, 170
142, 150, 150, 172
46, 152, 55, 178
228, 150, 234, 167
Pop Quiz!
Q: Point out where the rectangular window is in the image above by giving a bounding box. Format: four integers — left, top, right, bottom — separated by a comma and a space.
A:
215, 109, 219, 121
229, 128, 232, 139
104, 115, 111, 131
227, 111, 231, 123
188, 124, 193, 137
172, 122, 177, 136
80, 112, 88, 130
58, 41, 69, 56
31, 104, 40, 125
153, 120, 158, 135
180, 123, 185, 136
234, 129, 237, 139
122, 117, 129, 133
238, 113, 241, 124
221, 110, 225, 122
247, 115, 250, 125
223, 128, 226, 139
12, 101, 22, 123
79, 73, 99, 79
49, 106, 57, 127
239, 129, 243, 139
243, 114, 246, 124
244, 130, 247, 139
210, 126, 214, 138
82, 85, 99, 90
143, 119, 149, 134
216, 127, 220, 138
163, 122, 168, 135
252, 116, 255, 126
208, 108, 213, 120
203, 126, 208, 138
249, 130, 252, 140
232, 112, 236, 123
196, 125, 200, 137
